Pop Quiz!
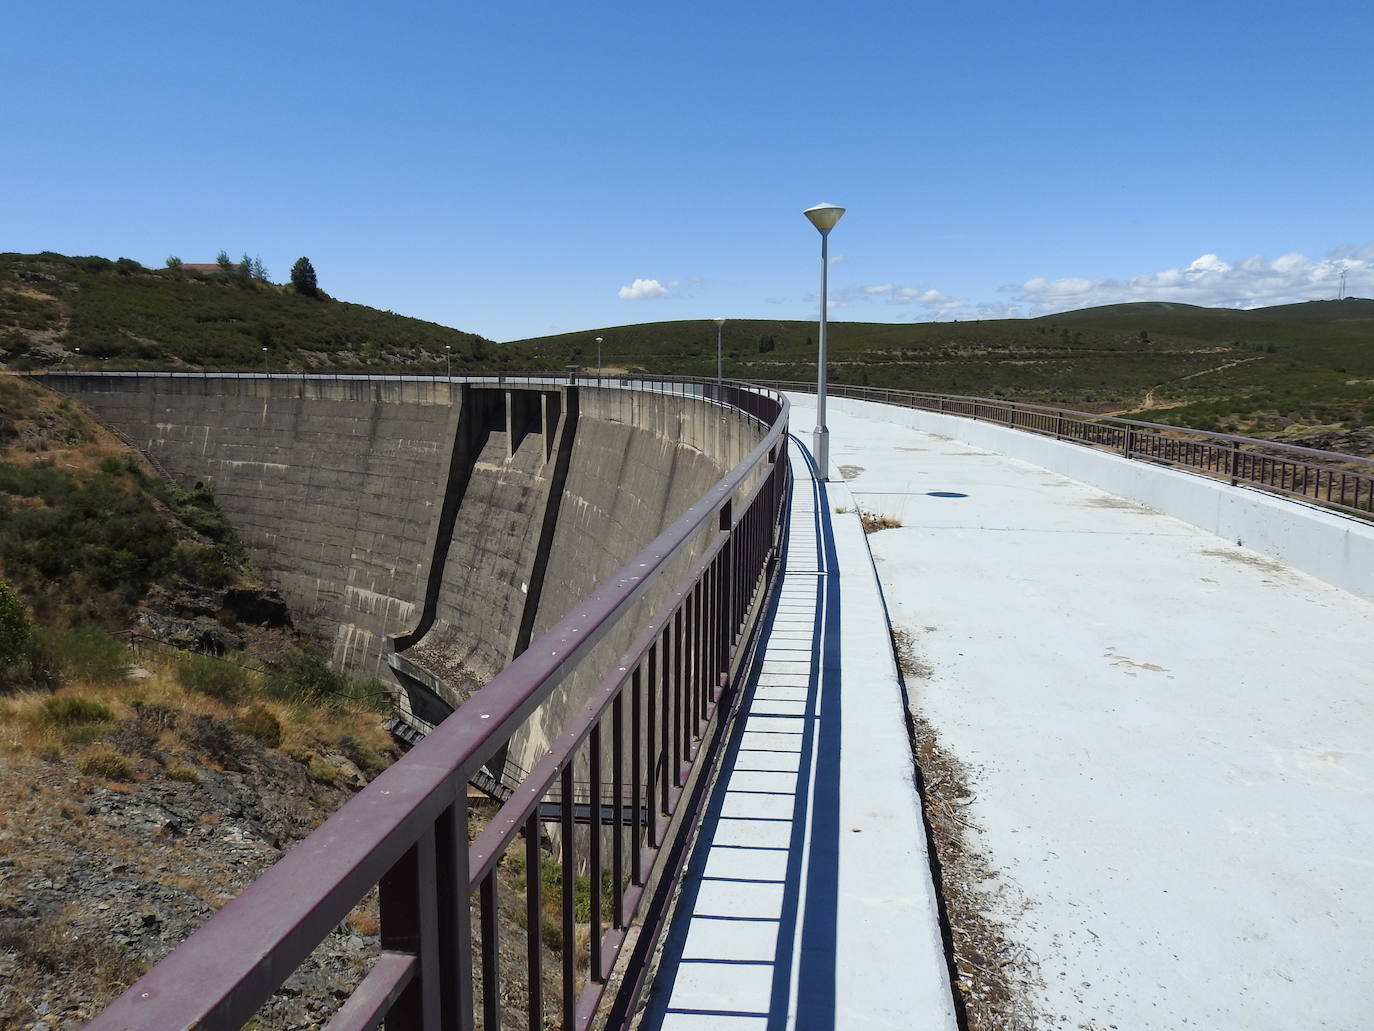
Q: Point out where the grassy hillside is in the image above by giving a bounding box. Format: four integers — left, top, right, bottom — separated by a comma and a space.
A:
0, 251, 533, 373
512, 301, 1374, 451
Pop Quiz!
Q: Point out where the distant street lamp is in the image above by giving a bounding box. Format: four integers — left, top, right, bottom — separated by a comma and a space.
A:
596, 337, 603, 379
714, 318, 726, 385
803, 202, 844, 481
261, 345, 268, 375
444, 344, 451, 379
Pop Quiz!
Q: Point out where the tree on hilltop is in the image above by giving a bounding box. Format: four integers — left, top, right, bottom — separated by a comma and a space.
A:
291, 257, 318, 297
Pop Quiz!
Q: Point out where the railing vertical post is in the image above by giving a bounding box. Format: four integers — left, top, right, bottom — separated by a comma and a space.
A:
524, 813, 543, 1030
589, 722, 604, 981
560, 762, 577, 1027
612, 691, 625, 924
480, 873, 500, 1031
433, 799, 473, 1031
630, 666, 643, 885
717, 500, 733, 698
1230, 440, 1241, 486
380, 826, 442, 1031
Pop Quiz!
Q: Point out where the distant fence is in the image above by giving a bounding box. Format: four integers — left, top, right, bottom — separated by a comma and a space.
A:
755, 379, 1374, 520
83, 379, 790, 1031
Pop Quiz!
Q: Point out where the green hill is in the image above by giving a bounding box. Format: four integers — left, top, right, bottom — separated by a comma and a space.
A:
512, 302, 1374, 452
0, 251, 532, 374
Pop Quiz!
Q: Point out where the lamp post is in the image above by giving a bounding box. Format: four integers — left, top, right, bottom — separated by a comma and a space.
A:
444, 344, 451, 379
261, 345, 268, 376
714, 318, 726, 386
803, 203, 844, 480
595, 337, 603, 379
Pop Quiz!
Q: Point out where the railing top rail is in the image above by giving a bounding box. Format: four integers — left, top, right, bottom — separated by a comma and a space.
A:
84, 376, 788, 1031
753, 377, 1374, 469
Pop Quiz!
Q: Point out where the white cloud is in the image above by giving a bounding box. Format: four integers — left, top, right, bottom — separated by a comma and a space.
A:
617, 278, 670, 300
890, 287, 966, 312
1000, 246, 1374, 314
829, 253, 847, 265
810, 282, 969, 316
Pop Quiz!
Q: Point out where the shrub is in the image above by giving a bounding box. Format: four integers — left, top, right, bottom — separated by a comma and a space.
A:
264, 651, 348, 704
307, 757, 338, 784
169, 544, 233, 588
62, 722, 111, 747
0, 579, 33, 673
33, 626, 130, 683
235, 704, 282, 748
41, 695, 114, 726
166, 761, 201, 783
177, 654, 249, 702
79, 748, 133, 780
340, 733, 388, 778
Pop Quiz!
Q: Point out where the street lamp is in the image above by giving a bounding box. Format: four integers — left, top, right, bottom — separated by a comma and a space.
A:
261, 345, 268, 375
595, 337, 603, 379
444, 344, 451, 379
803, 202, 844, 481
714, 318, 726, 385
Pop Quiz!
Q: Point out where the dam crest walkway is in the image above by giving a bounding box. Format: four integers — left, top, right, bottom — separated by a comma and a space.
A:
644, 434, 957, 1030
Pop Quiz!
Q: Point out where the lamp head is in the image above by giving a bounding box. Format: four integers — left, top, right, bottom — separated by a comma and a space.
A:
803, 203, 845, 233
714, 318, 726, 327
595, 337, 603, 344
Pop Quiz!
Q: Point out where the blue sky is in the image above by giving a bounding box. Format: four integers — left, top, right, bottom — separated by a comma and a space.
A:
4, 0, 1371, 340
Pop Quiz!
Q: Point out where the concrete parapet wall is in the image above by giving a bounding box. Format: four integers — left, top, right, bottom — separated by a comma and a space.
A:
822, 393, 1374, 603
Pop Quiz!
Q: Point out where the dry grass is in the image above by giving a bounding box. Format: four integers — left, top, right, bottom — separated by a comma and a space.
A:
909, 716, 1045, 1031
890, 626, 933, 680
346, 904, 380, 938
888, 623, 1046, 1028
859, 509, 902, 533
833, 505, 903, 533
0, 648, 395, 789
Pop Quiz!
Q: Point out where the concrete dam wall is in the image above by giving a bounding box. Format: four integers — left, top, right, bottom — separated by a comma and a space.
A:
47, 374, 768, 769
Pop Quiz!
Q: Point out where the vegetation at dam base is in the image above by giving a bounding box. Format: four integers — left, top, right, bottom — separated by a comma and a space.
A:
0, 374, 412, 1026
4, 250, 1371, 458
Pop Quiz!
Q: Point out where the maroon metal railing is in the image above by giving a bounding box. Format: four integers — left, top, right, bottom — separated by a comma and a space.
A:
756, 379, 1374, 519
83, 380, 789, 1031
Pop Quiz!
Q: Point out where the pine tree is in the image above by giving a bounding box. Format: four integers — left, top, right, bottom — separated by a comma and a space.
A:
290, 257, 318, 297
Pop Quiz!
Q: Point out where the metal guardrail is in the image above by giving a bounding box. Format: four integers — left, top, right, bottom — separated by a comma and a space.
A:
81, 378, 789, 1031
755, 379, 1374, 520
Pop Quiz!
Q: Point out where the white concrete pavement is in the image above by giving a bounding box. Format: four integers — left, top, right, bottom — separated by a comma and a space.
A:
642, 437, 959, 1031
805, 397, 1374, 1031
